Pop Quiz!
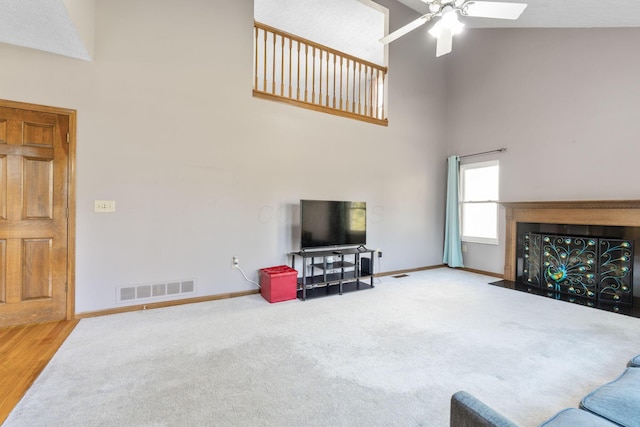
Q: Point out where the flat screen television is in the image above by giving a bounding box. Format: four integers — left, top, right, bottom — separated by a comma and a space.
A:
300, 200, 366, 249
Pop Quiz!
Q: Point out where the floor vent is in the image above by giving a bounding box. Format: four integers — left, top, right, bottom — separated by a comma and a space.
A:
117, 279, 196, 304
393, 274, 409, 279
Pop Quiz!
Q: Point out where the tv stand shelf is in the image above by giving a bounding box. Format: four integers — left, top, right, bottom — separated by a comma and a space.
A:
290, 247, 375, 300
313, 261, 355, 270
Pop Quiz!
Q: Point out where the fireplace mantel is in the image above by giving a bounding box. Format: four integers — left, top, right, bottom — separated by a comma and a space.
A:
501, 200, 640, 281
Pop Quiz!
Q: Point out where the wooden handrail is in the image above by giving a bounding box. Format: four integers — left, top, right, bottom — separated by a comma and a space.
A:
253, 20, 388, 126
255, 21, 387, 74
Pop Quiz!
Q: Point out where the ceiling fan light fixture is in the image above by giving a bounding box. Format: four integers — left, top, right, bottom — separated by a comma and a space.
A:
428, 12, 464, 38
381, 1, 527, 57
441, 6, 459, 27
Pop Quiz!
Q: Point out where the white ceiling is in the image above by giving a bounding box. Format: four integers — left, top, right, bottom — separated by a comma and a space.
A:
396, 0, 640, 28
0, 0, 92, 60
1, 0, 640, 62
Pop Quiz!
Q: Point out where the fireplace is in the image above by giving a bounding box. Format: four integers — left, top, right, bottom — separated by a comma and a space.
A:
501, 201, 640, 314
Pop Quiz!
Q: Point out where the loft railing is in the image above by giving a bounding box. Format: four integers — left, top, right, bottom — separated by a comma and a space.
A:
253, 21, 388, 126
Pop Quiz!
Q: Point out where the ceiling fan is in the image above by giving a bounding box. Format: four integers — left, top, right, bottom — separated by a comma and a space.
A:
380, 0, 527, 57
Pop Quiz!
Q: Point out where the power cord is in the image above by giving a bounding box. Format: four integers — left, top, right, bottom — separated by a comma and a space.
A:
234, 264, 261, 288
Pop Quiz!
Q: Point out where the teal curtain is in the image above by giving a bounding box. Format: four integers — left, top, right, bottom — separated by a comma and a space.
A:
443, 155, 464, 268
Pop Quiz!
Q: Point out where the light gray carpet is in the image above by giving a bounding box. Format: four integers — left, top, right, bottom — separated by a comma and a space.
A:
5, 268, 640, 426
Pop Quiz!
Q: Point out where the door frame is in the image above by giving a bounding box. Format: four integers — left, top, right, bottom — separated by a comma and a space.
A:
0, 99, 77, 321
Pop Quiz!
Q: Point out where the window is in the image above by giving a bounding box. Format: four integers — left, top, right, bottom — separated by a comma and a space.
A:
460, 160, 499, 244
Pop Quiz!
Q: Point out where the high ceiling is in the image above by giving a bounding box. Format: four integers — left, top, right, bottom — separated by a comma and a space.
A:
1, 0, 640, 62
0, 0, 94, 60
396, 0, 640, 28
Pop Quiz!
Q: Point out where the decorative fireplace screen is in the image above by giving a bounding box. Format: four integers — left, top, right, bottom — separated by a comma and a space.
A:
523, 233, 633, 311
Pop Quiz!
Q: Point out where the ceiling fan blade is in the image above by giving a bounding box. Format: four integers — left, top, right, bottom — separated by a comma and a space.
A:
462, 1, 527, 20
380, 14, 433, 44
436, 27, 453, 57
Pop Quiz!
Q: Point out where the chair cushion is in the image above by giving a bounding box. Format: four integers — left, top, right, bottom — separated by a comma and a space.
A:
580, 368, 640, 427
628, 354, 640, 367
539, 408, 619, 427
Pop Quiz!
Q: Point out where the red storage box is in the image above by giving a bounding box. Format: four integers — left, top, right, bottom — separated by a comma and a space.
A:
259, 265, 298, 303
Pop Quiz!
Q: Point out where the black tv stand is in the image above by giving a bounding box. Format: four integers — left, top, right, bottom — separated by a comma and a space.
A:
290, 247, 375, 300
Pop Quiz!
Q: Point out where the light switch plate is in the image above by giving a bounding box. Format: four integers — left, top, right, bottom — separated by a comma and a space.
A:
94, 200, 116, 213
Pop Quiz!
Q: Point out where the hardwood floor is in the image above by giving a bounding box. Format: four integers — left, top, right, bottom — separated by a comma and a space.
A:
0, 320, 79, 424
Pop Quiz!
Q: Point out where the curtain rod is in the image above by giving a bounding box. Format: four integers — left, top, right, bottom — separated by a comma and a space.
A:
458, 148, 507, 159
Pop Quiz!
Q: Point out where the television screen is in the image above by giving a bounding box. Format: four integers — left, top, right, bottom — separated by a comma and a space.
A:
300, 200, 366, 249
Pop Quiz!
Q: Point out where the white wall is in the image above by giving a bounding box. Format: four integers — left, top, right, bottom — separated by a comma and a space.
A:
446, 28, 640, 274
0, 0, 447, 313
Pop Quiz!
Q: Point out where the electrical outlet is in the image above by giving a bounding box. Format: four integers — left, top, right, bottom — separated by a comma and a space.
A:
376, 248, 382, 258
462, 244, 468, 253
232, 257, 239, 268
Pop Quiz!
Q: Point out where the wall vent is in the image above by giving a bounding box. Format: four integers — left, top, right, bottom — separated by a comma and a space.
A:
117, 279, 197, 304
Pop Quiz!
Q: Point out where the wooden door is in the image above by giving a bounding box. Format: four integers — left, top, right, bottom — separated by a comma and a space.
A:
0, 103, 72, 326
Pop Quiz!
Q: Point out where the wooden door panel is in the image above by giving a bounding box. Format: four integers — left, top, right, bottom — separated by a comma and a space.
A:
23, 122, 54, 147
23, 158, 53, 219
22, 238, 52, 300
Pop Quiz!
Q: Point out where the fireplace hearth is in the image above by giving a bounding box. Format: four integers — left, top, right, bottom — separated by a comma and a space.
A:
501, 201, 640, 316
